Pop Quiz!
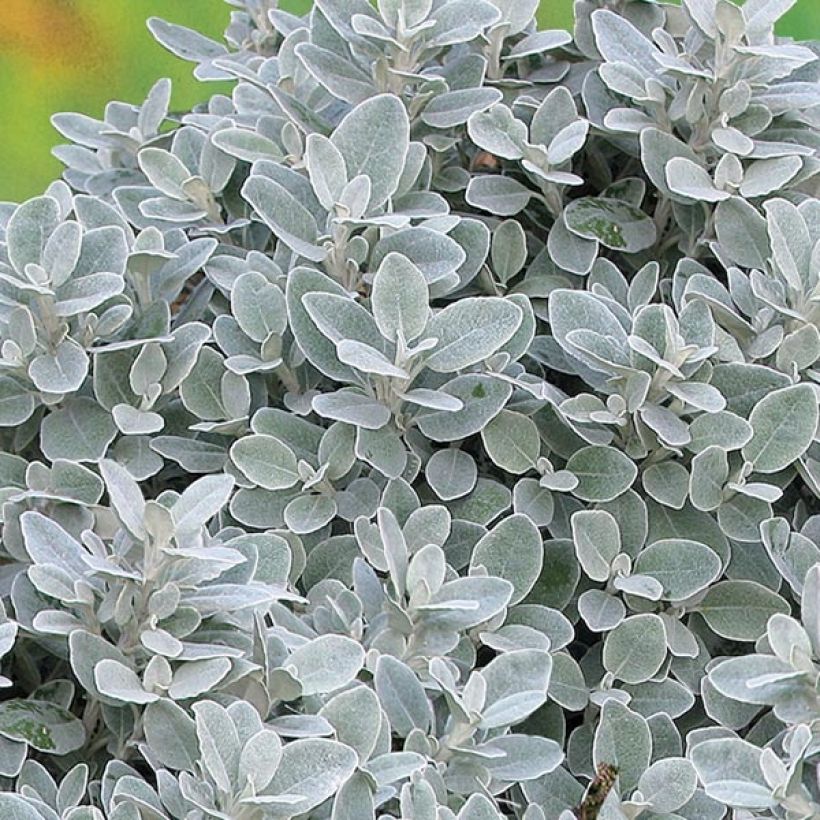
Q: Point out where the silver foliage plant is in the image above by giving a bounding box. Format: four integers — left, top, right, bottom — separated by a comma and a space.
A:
0, 0, 819, 816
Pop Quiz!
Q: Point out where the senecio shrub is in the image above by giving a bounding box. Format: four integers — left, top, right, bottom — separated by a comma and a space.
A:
1, 0, 820, 817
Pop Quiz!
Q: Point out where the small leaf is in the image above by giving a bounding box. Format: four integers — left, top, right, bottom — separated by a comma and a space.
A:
467, 105, 526, 160
571, 510, 620, 582
633, 539, 721, 600
638, 757, 698, 814
593, 700, 652, 795
93, 660, 158, 705
29, 339, 89, 394
566, 445, 638, 502
603, 614, 667, 684
466, 175, 533, 216
40, 398, 117, 463
172, 473, 234, 532
242, 175, 325, 262
371, 253, 429, 343
481, 410, 540, 474
665, 157, 730, 202
287, 635, 365, 696
374, 655, 432, 737
425, 448, 478, 500
231, 434, 300, 490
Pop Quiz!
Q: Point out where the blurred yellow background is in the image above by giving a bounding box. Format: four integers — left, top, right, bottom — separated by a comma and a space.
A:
0, 0, 817, 201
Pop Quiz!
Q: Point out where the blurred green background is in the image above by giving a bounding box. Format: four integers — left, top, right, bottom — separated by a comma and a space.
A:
1, 0, 817, 201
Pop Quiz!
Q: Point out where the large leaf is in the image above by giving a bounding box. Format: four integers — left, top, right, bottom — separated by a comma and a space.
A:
330, 94, 410, 210
564, 197, 656, 251
0, 700, 84, 754
470, 514, 543, 605
242, 175, 326, 261
742, 384, 818, 473
425, 298, 522, 372
371, 252, 429, 343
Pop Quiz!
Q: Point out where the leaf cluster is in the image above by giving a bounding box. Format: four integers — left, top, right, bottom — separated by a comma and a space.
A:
0, 0, 819, 818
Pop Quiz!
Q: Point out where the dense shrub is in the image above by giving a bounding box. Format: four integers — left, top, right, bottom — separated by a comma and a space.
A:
0, 0, 819, 817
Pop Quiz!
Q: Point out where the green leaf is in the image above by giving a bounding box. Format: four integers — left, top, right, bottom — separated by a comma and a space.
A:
466, 175, 533, 216
416, 374, 511, 442
93, 659, 158, 705
665, 157, 730, 202
642, 461, 689, 509
371, 226, 466, 285
143, 700, 198, 772
99, 459, 146, 539
29, 339, 89, 394
0, 795, 47, 819
639, 128, 701, 201
305, 133, 347, 211
467, 104, 526, 159
231, 434, 299, 490
491, 219, 528, 283
425, 0, 501, 46
6, 196, 61, 273
296, 43, 377, 105
422, 88, 503, 129
638, 758, 698, 814
264, 739, 358, 812
138, 147, 191, 199
633, 539, 721, 600
742, 384, 818, 473
242, 175, 325, 262
425, 448, 477, 501
302, 292, 384, 350
698, 580, 790, 641
689, 446, 728, 512
425, 297, 522, 372
0, 377, 35, 427
690, 738, 773, 810
578, 590, 625, 632
711, 363, 790, 417
330, 94, 410, 210
479, 649, 552, 729
566, 445, 638, 502
287, 267, 359, 382
470, 513, 543, 605
481, 410, 540, 474
371, 252, 429, 343
687, 410, 753, 454
211, 128, 283, 163
319, 686, 382, 763
564, 197, 656, 252
0, 700, 84, 754
287, 635, 365, 696
571, 510, 620, 582
593, 699, 651, 793
172, 473, 235, 532
284, 493, 337, 535
40, 398, 117, 463
603, 613, 667, 684
374, 655, 432, 737
714, 197, 770, 269
549, 289, 628, 357
337, 340, 408, 378
232, 271, 287, 344
312, 389, 391, 430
